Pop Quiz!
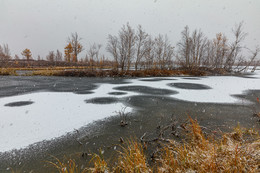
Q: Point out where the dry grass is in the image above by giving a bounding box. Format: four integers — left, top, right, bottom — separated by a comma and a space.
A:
1, 67, 218, 77
0, 68, 17, 75
46, 156, 84, 173
87, 150, 110, 173
47, 118, 259, 173
114, 139, 152, 173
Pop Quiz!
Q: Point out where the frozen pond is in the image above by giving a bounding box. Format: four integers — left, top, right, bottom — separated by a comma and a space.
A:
0, 71, 260, 172
1, 71, 260, 153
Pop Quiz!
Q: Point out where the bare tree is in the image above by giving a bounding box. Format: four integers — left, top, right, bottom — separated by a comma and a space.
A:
134, 25, 149, 70
46, 51, 55, 62
14, 54, 20, 60
37, 55, 41, 61
144, 36, 155, 69
236, 47, 260, 72
177, 26, 207, 69
67, 32, 83, 62
87, 43, 102, 70
0, 44, 11, 62
224, 22, 247, 71
177, 26, 191, 68
154, 34, 174, 70
119, 23, 136, 71
190, 29, 207, 68
55, 50, 63, 61
107, 23, 136, 71
107, 35, 119, 70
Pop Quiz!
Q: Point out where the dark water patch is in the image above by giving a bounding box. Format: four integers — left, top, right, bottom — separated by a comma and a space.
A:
182, 77, 201, 80
104, 81, 132, 85
236, 76, 259, 79
168, 83, 211, 90
5, 101, 34, 107
139, 78, 176, 82
114, 85, 178, 95
108, 92, 127, 95
74, 90, 94, 95
0, 76, 133, 98
85, 97, 118, 104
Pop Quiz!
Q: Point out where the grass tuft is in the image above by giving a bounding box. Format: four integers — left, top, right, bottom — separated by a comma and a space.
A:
114, 139, 152, 173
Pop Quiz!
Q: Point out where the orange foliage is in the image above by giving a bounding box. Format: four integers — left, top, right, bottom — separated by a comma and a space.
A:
21, 48, 32, 61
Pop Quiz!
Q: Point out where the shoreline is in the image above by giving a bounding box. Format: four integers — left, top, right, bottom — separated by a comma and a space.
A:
1, 66, 257, 77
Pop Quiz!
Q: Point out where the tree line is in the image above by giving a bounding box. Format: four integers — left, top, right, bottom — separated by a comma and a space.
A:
1, 22, 259, 72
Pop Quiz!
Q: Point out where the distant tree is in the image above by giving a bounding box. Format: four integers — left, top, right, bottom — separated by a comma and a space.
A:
14, 54, 20, 60
0, 44, 11, 61
37, 55, 41, 61
66, 32, 83, 62
107, 23, 136, 71
107, 35, 119, 70
21, 48, 32, 61
55, 50, 63, 61
144, 36, 155, 69
224, 22, 247, 71
177, 26, 207, 69
64, 43, 73, 62
122, 23, 136, 70
135, 25, 149, 70
154, 34, 174, 70
204, 33, 228, 68
46, 51, 55, 62
86, 43, 102, 70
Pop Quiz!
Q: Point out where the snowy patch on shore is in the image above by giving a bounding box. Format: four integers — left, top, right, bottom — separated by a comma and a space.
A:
0, 92, 131, 152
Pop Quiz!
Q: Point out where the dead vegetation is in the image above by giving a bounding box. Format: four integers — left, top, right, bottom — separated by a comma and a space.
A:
0, 68, 17, 75
47, 117, 260, 173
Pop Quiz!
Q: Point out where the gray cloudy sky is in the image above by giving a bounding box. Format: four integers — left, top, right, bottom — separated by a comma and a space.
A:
0, 0, 259, 59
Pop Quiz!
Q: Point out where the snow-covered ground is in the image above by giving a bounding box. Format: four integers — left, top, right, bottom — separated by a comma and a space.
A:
0, 71, 260, 152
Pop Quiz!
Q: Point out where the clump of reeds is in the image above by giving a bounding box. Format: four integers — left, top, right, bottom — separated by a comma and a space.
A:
46, 156, 83, 173
86, 149, 110, 173
114, 139, 152, 173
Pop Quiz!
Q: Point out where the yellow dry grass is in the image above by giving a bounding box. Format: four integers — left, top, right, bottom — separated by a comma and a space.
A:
0, 68, 17, 75
47, 118, 259, 173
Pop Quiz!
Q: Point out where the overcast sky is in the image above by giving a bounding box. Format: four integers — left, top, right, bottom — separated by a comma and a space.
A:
0, 0, 259, 59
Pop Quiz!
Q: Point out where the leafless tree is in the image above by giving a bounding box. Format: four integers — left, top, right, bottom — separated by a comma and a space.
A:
86, 43, 102, 70
0, 44, 11, 62
144, 36, 155, 69
134, 25, 149, 70
212, 33, 228, 68
107, 23, 136, 71
154, 34, 174, 70
119, 23, 136, 71
107, 35, 119, 70
177, 26, 191, 68
190, 29, 207, 68
55, 50, 63, 61
37, 55, 41, 61
224, 22, 247, 71
236, 47, 260, 72
177, 26, 207, 69
14, 54, 20, 60
46, 51, 55, 62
